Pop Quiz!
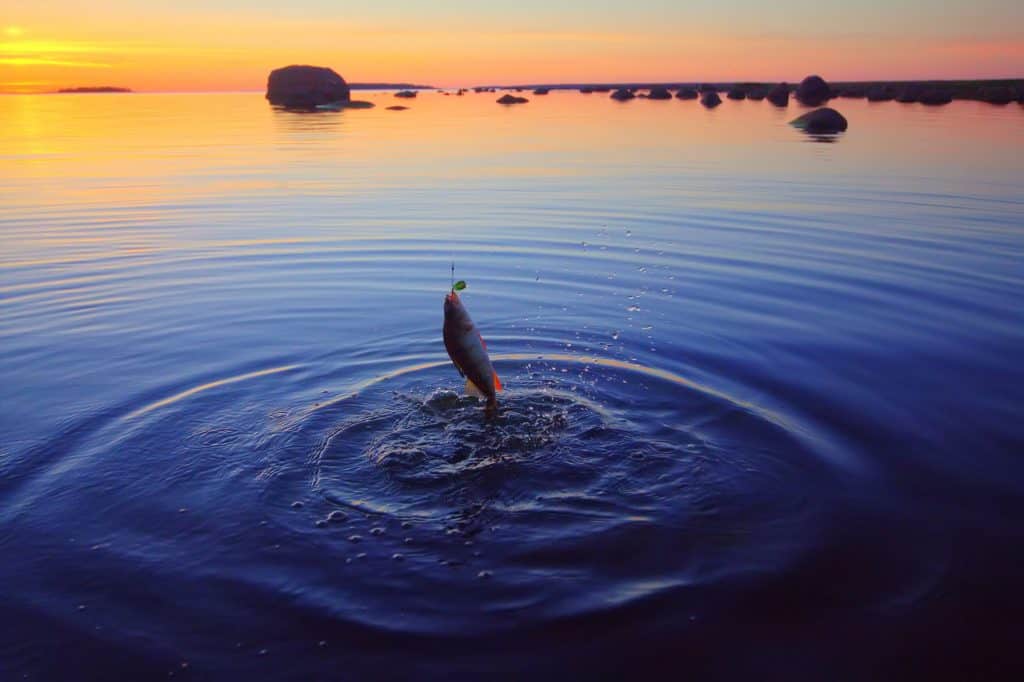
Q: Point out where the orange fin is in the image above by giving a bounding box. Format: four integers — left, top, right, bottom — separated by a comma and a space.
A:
492, 370, 503, 392
464, 378, 485, 399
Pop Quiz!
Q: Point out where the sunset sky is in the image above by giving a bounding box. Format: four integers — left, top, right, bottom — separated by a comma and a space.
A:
2, 0, 1023, 93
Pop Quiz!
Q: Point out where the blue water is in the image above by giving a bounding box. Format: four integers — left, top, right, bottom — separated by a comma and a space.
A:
1, 92, 1023, 680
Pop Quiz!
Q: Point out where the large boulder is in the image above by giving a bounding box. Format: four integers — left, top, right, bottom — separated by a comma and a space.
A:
795, 75, 832, 106
790, 107, 848, 134
647, 87, 672, 100
266, 65, 350, 108
610, 88, 635, 101
701, 91, 722, 108
675, 88, 698, 100
767, 83, 790, 107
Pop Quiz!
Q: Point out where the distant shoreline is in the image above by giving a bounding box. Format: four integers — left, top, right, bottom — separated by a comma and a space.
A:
476, 78, 1023, 92
56, 86, 132, 94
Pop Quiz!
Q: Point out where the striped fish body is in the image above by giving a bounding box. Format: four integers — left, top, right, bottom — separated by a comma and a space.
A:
443, 291, 502, 408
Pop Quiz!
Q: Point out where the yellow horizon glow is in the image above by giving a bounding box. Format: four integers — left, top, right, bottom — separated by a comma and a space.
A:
1, 14, 1022, 94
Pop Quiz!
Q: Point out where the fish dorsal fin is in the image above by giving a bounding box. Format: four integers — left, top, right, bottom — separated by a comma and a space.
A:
478, 332, 487, 350
464, 378, 486, 398
492, 370, 503, 392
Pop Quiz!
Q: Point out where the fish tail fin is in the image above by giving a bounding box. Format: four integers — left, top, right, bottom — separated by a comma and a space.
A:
492, 370, 503, 392
464, 378, 486, 399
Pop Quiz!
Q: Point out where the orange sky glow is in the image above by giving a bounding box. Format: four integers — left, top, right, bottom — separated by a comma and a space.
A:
2, 2, 1023, 93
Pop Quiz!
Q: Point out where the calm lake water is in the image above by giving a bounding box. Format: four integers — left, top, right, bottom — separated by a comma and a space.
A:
1, 91, 1023, 680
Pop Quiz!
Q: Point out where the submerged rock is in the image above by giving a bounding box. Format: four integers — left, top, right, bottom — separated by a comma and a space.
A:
795, 75, 832, 106
675, 88, 698, 100
610, 88, 635, 101
790, 107, 848, 134
767, 83, 790, 107
394, 90, 417, 98
496, 94, 529, 104
647, 87, 672, 100
532, 87, 550, 95
266, 65, 350, 109
701, 91, 722, 108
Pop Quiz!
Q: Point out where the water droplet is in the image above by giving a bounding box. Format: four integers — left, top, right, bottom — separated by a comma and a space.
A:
611, 331, 620, 340
327, 510, 347, 523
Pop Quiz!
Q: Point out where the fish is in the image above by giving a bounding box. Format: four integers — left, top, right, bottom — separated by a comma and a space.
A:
443, 290, 502, 409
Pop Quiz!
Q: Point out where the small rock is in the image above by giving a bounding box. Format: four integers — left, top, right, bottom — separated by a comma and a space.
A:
532, 88, 550, 95
790, 107, 848, 134
314, 519, 327, 528
290, 501, 303, 509
327, 510, 347, 523
369, 527, 385, 536
675, 88, 698, 100
795, 74, 832, 106
610, 88, 635, 101
391, 553, 404, 561
767, 82, 790, 107
700, 91, 722, 108
477, 570, 493, 579
394, 90, 417, 98
496, 94, 528, 104
386, 105, 409, 111
647, 87, 672, 100
347, 534, 362, 543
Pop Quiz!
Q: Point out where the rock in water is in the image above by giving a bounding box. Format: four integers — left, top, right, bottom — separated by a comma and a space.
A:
394, 90, 417, 98
610, 88, 635, 101
767, 83, 790, 107
675, 88, 698, 100
790, 107, 848, 134
496, 94, 529, 104
532, 88, 550, 95
386, 105, 409, 111
726, 86, 747, 100
266, 65, 350, 109
647, 87, 672, 100
795, 75, 832, 106
701, 91, 722, 108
